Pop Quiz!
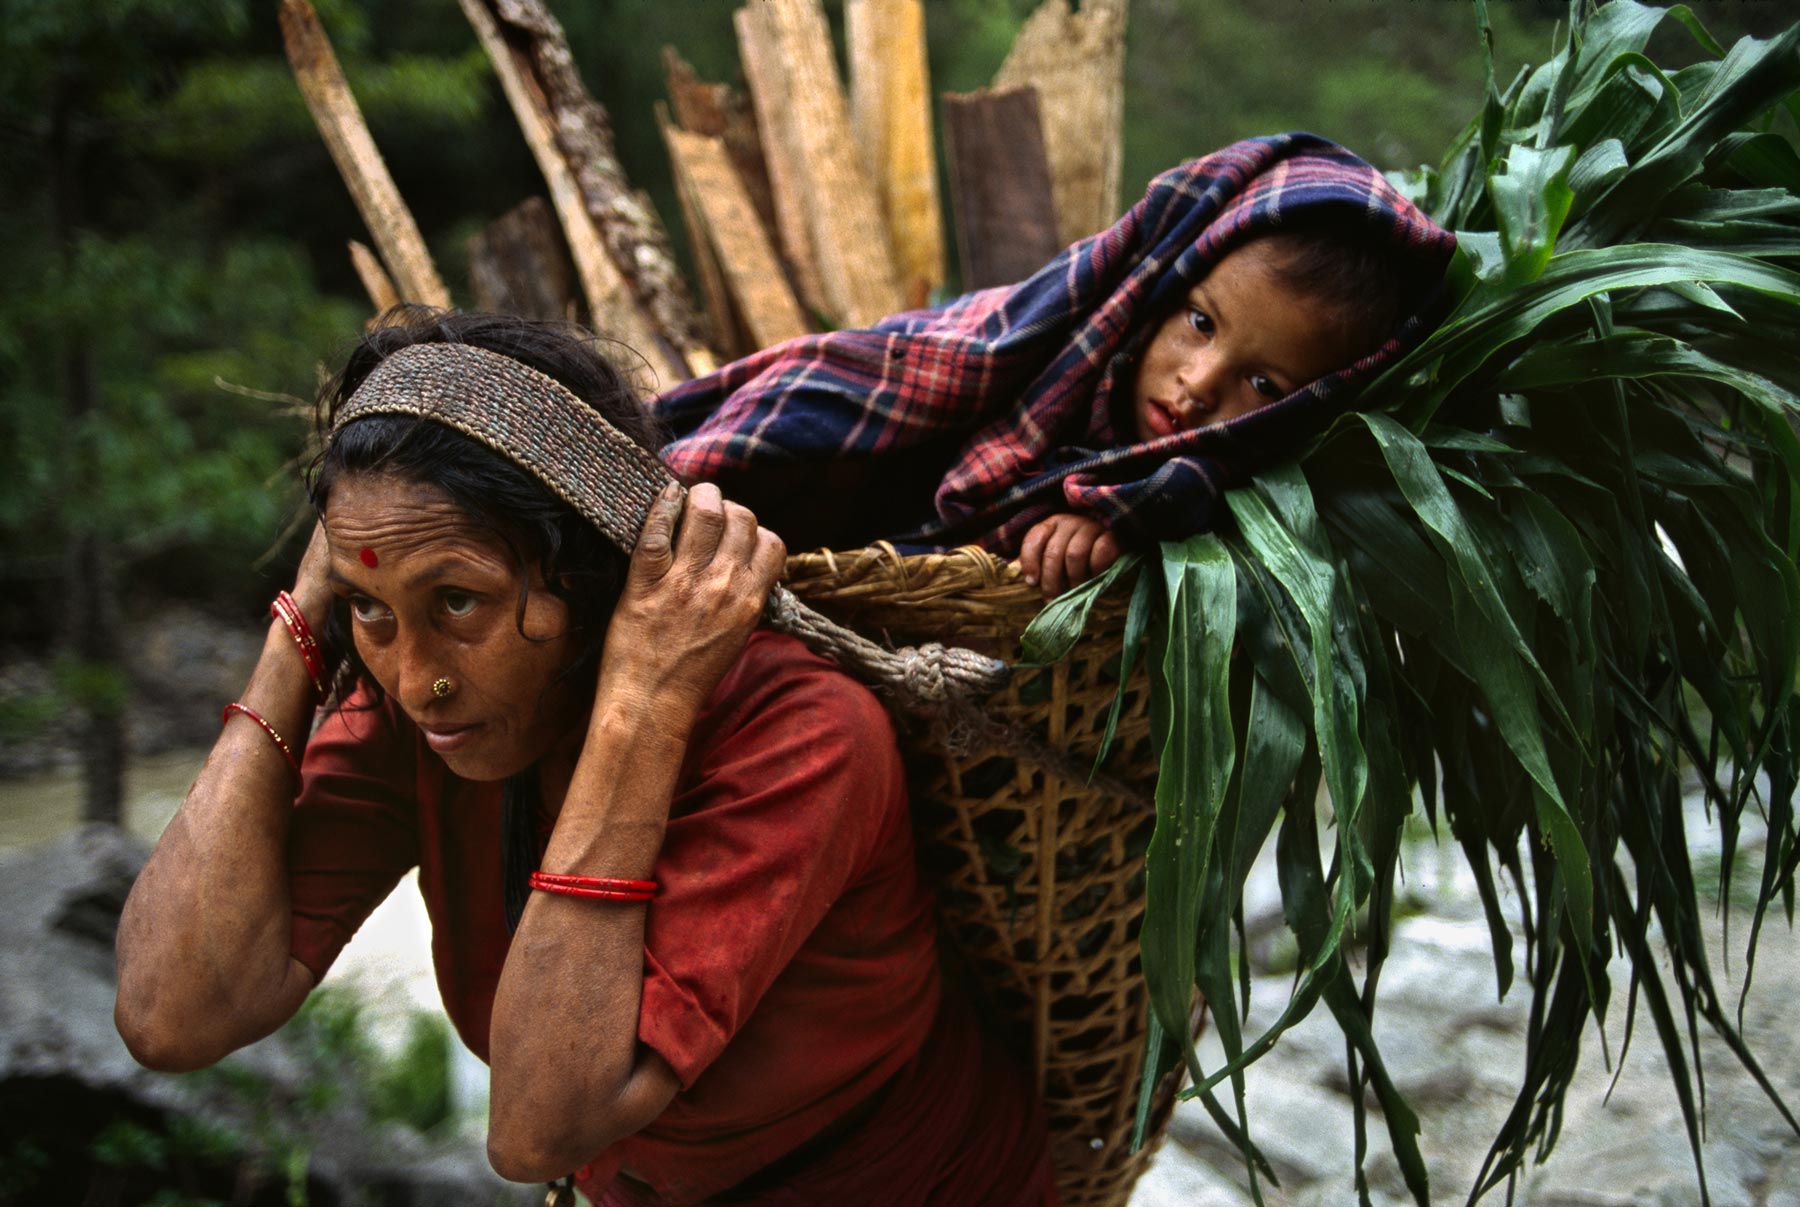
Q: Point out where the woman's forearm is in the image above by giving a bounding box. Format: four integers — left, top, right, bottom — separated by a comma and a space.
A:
485, 484, 784, 1182
114, 615, 320, 1070
484, 696, 690, 1182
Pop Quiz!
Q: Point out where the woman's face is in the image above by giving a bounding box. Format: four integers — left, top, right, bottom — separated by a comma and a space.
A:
1129, 238, 1363, 442
324, 472, 585, 782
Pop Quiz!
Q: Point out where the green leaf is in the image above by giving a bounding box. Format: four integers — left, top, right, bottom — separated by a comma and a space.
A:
1379, 245, 1800, 424
1141, 535, 1237, 1070
1356, 414, 1573, 733
1018, 552, 1140, 665
1229, 477, 1369, 918
1491, 144, 1578, 286
1567, 138, 1631, 201
1093, 565, 1154, 776
1578, 23, 1800, 244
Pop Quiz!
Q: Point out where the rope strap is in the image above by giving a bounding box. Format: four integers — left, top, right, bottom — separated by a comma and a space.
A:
333, 342, 1011, 714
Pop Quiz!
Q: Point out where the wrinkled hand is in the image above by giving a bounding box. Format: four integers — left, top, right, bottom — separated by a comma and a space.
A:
290, 521, 335, 626
596, 482, 786, 727
1018, 513, 1120, 599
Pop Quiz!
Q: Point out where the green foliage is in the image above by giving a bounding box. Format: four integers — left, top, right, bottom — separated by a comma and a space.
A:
285, 984, 457, 1134
369, 1013, 455, 1134
90, 1119, 172, 1171
142, 1192, 226, 1207
1120, 0, 1562, 202
0, 0, 476, 653
1028, 3, 1800, 1201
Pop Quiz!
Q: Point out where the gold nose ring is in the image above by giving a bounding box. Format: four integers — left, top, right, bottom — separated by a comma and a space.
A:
431, 677, 454, 699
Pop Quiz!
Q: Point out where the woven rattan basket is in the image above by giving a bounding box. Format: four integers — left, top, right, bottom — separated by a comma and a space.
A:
783, 544, 1189, 1207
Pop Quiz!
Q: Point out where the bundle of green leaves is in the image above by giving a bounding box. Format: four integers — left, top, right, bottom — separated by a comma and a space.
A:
1026, 2, 1800, 1201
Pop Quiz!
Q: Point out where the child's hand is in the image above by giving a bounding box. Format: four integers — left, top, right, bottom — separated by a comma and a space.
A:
1018, 513, 1121, 599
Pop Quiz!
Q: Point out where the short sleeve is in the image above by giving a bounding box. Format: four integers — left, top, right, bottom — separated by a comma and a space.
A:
635, 649, 907, 1089
287, 692, 421, 981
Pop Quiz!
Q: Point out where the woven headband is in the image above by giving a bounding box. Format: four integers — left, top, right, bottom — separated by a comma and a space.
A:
334, 342, 672, 552
329, 341, 1011, 721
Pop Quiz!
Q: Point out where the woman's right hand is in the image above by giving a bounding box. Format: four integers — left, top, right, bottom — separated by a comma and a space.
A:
594, 482, 786, 729
290, 519, 336, 630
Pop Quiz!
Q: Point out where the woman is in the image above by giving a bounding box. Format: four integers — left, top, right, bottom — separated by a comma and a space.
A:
113, 310, 1055, 1205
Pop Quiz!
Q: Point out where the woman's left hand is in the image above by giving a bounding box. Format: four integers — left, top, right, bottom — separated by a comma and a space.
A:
595, 481, 787, 727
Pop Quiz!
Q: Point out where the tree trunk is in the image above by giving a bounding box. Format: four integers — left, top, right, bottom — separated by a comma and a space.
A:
67, 520, 126, 828
51, 81, 126, 827
483, 0, 713, 372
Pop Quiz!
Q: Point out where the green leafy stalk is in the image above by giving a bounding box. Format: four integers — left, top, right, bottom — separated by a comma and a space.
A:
1035, 3, 1800, 1200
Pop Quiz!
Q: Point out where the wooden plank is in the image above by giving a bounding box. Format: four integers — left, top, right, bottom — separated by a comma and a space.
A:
281, 0, 450, 309
662, 45, 780, 263
457, 0, 685, 389
734, 4, 827, 320
847, 0, 944, 310
756, 0, 905, 328
657, 105, 741, 359
993, 0, 1128, 247
664, 120, 811, 353
940, 87, 1062, 290
347, 239, 400, 319
466, 197, 578, 322
484, 0, 712, 374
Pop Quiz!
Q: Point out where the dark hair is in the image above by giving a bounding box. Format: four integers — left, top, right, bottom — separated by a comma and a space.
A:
1255, 219, 1446, 357
308, 306, 667, 930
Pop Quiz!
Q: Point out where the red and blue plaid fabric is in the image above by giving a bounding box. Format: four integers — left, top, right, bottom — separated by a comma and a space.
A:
651, 132, 1457, 554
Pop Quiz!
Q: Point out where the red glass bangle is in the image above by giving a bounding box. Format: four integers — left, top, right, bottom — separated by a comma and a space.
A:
222, 702, 301, 782
528, 871, 657, 902
270, 590, 327, 699
530, 871, 658, 893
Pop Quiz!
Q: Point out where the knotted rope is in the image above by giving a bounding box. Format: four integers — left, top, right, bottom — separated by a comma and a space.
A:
332, 342, 1012, 720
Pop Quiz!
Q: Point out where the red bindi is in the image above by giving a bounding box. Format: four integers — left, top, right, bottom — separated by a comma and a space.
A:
359, 547, 379, 568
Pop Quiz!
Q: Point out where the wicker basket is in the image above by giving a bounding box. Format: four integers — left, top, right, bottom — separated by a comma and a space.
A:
783, 544, 1189, 1207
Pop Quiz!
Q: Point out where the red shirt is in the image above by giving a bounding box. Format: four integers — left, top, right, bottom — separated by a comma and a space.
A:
286, 632, 1051, 1204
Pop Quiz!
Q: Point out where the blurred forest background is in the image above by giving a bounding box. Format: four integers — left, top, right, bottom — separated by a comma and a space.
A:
1, 0, 1792, 820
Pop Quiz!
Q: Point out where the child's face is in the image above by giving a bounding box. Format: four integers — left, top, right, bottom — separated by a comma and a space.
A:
1128, 239, 1365, 442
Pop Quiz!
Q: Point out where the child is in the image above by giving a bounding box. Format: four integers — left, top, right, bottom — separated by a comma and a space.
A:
651, 133, 1456, 594
1017, 217, 1444, 594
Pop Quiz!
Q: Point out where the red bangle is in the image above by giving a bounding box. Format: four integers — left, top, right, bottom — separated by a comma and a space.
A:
271, 590, 327, 699
528, 871, 657, 901
222, 702, 301, 782
531, 871, 657, 892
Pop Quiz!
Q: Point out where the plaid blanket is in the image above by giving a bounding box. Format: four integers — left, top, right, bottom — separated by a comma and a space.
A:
652, 132, 1457, 554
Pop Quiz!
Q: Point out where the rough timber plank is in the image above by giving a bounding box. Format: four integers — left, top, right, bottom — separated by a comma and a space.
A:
664, 120, 810, 353
941, 87, 1062, 290
466, 197, 578, 322
993, 0, 1128, 247
347, 240, 400, 318
733, 4, 827, 320
486, 0, 712, 373
657, 106, 741, 359
742, 0, 904, 329
457, 0, 683, 389
662, 46, 780, 249
281, 0, 450, 309
847, 0, 945, 310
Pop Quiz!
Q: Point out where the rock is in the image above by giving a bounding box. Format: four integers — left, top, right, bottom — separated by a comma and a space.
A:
0, 826, 532, 1205
1127, 1138, 1266, 1207
124, 603, 264, 754
0, 605, 263, 777
1134, 812, 1800, 1207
